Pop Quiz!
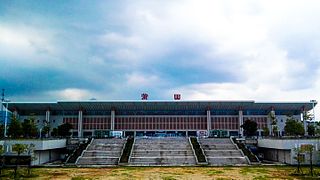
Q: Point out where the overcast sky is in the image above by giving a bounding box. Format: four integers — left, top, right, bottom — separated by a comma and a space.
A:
0, 0, 319, 115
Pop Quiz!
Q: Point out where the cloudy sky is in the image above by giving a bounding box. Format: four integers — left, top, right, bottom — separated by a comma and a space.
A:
0, 0, 319, 114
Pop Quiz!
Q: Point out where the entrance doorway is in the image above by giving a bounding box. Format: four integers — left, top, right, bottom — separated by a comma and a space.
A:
132, 131, 188, 137
124, 131, 134, 137
94, 130, 110, 138
210, 130, 228, 137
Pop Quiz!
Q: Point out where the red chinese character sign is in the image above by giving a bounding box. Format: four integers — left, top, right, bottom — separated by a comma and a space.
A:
174, 94, 181, 100
141, 93, 148, 100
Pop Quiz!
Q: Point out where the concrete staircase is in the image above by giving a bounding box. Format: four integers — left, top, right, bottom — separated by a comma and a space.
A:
76, 138, 126, 165
199, 138, 249, 166
129, 137, 196, 166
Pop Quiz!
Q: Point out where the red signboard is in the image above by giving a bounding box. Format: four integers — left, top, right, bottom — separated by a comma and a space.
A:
141, 93, 148, 100
174, 94, 181, 100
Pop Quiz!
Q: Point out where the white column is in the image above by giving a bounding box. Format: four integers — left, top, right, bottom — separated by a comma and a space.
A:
4, 103, 9, 137
207, 109, 211, 135
78, 110, 83, 138
270, 110, 275, 136
266, 115, 270, 136
45, 110, 50, 123
45, 110, 50, 137
111, 109, 115, 131
238, 110, 243, 137
303, 110, 308, 136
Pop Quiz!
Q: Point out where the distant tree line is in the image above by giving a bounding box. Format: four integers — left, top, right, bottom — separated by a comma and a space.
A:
241, 113, 319, 137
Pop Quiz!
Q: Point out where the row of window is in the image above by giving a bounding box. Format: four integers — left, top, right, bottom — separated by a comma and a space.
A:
83, 117, 111, 130
63, 116, 268, 130
21, 109, 301, 116
63, 117, 78, 129
114, 116, 207, 130
211, 117, 239, 130
84, 123, 110, 130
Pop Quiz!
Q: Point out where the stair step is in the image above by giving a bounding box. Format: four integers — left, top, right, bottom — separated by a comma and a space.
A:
76, 138, 126, 165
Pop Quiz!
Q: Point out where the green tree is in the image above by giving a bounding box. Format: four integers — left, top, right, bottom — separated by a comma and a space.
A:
241, 119, 258, 137
272, 126, 279, 137
284, 117, 304, 136
293, 147, 304, 174
57, 123, 73, 137
307, 124, 315, 136
41, 124, 50, 138
21, 116, 38, 138
7, 115, 22, 138
262, 127, 269, 136
303, 111, 313, 135
26, 144, 36, 176
12, 144, 28, 178
315, 122, 320, 135
51, 128, 58, 137
303, 111, 313, 122
301, 144, 315, 176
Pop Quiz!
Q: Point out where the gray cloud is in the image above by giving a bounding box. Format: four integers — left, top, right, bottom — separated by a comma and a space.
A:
0, 0, 319, 113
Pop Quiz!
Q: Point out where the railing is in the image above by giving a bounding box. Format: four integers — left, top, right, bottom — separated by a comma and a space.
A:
65, 139, 91, 164
231, 137, 260, 164
76, 138, 93, 164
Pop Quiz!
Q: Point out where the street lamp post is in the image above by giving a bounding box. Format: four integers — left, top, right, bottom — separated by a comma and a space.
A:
4, 99, 10, 137
310, 100, 317, 122
39, 128, 42, 139
1, 89, 4, 127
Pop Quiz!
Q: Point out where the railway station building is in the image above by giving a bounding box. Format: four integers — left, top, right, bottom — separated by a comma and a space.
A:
4, 100, 315, 138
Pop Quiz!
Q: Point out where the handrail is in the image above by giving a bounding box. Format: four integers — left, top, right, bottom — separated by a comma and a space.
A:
65, 147, 78, 164
65, 138, 92, 164
230, 136, 251, 165
229, 136, 240, 150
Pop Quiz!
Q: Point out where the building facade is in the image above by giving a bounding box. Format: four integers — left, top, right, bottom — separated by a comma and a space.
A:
4, 100, 315, 138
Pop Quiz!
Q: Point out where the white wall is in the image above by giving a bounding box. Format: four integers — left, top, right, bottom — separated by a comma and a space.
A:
258, 138, 319, 150
0, 139, 66, 165
32, 149, 62, 165
258, 138, 320, 165
3, 139, 66, 151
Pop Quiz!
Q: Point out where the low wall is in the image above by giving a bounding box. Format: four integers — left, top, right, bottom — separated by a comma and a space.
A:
0, 139, 67, 165
33, 149, 63, 165
258, 138, 320, 165
259, 148, 292, 164
258, 138, 320, 150
2, 139, 66, 151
